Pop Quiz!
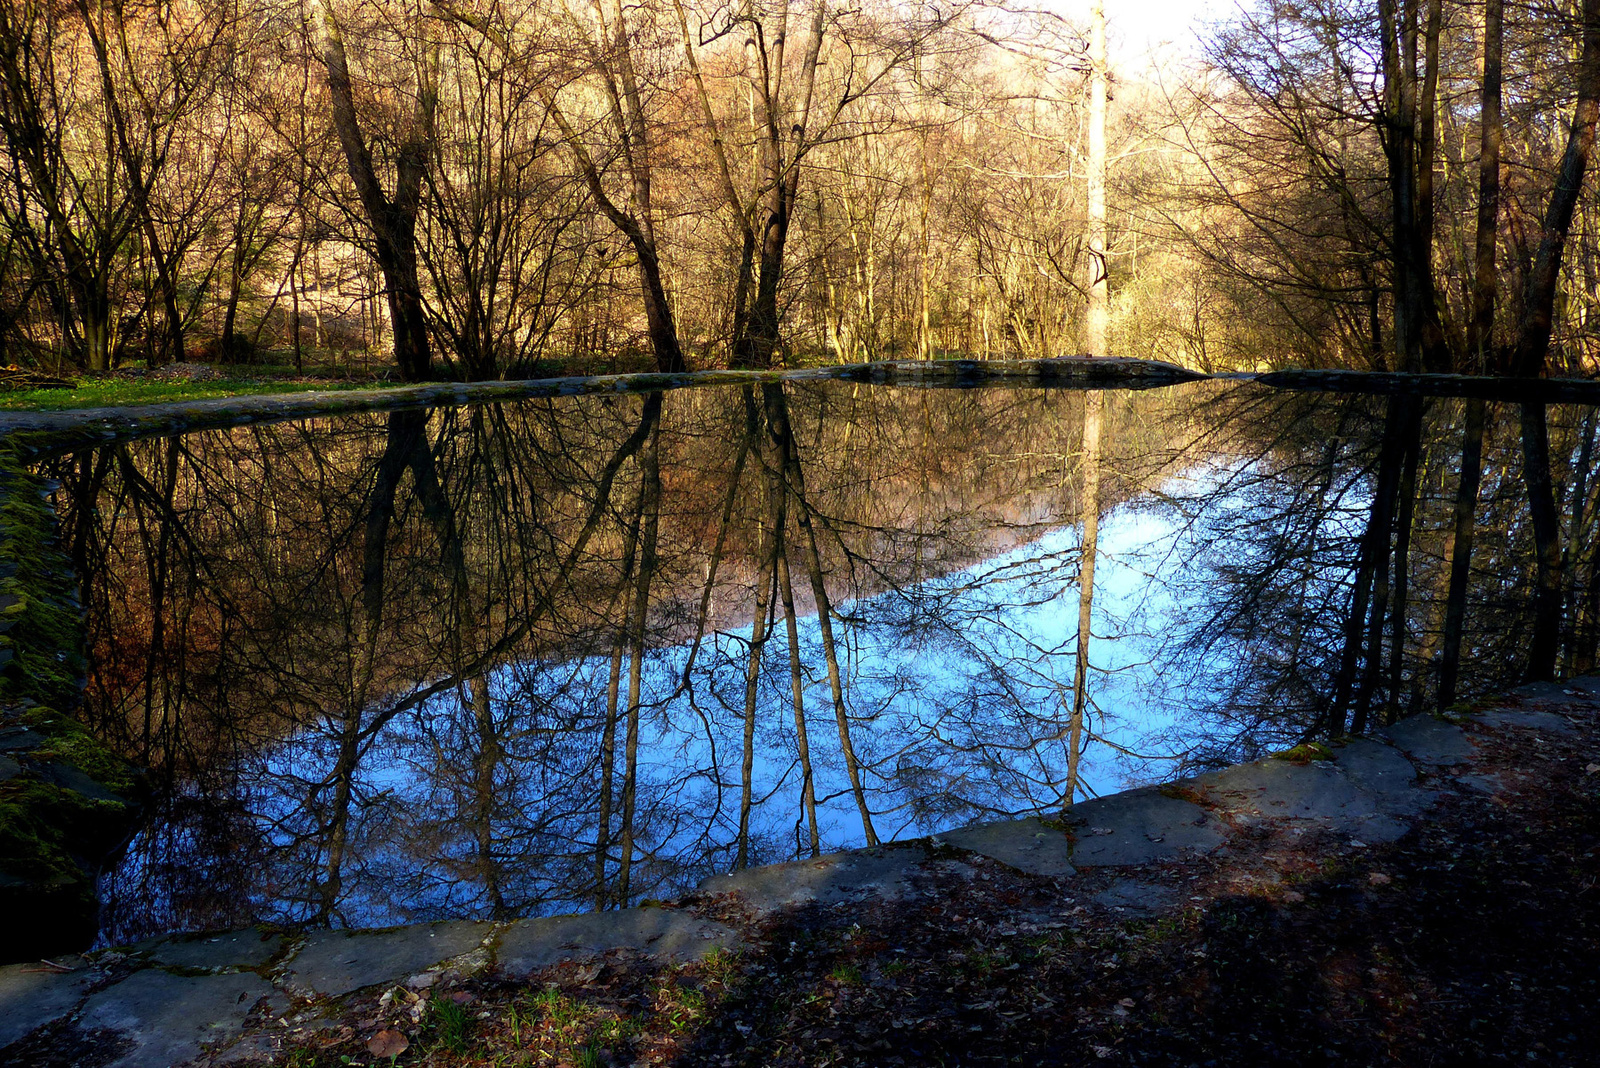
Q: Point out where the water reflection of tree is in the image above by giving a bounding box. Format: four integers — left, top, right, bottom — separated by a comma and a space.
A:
52, 383, 1156, 936
1154, 388, 1600, 770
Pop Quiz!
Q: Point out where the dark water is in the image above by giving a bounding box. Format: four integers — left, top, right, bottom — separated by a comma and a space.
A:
37, 379, 1599, 943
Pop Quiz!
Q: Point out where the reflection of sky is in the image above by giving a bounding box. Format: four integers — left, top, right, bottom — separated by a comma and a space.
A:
237, 501, 1196, 929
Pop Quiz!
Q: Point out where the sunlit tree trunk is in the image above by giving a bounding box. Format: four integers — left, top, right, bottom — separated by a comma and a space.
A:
312, 0, 435, 381
1511, 0, 1600, 377
1467, 0, 1503, 372
1084, 0, 1108, 357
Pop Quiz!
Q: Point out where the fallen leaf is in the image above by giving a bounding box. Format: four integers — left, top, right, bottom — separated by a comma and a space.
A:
367, 1028, 409, 1058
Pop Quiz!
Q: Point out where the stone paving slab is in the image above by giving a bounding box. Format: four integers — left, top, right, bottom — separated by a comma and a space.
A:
1331, 739, 1435, 816
78, 968, 285, 1068
1196, 757, 1391, 836
281, 921, 492, 998
138, 928, 285, 972
699, 843, 933, 910
0, 963, 94, 1049
1380, 714, 1476, 765
939, 818, 1077, 878
1065, 789, 1225, 866
495, 907, 741, 979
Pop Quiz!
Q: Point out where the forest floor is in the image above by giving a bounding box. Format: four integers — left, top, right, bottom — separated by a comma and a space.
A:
257, 689, 1600, 1068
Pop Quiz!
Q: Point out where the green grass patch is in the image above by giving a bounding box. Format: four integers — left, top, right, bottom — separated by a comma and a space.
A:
430, 997, 473, 1055
0, 377, 371, 412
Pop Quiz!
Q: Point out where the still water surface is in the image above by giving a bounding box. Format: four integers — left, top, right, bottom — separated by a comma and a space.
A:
36, 378, 1599, 943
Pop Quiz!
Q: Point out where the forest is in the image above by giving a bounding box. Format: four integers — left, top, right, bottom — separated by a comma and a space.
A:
1, 0, 1598, 381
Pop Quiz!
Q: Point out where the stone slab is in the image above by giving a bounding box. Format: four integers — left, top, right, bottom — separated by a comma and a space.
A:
0, 728, 43, 752
141, 928, 284, 972
1564, 676, 1600, 699
1332, 739, 1434, 815
0, 963, 93, 1050
495, 907, 741, 978
281, 920, 491, 998
1508, 681, 1578, 703
1091, 879, 1178, 913
32, 760, 125, 803
1065, 789, 1225, 867
1380, 714, 1476, 766
939, 818, 1077, 878
0, 753, 18, 782
78, 968, 285, 1068
1199, 758, 1380, 821
699, 843, 931, 911
1473, 709, 1582, 736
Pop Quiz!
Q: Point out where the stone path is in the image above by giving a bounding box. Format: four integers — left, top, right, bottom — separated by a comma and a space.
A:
2, 677, 1594, 1067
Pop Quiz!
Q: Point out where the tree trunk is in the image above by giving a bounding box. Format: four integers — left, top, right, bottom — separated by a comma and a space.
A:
315, 2, 434, 381
1084, 0, 1109, 357
1467, 0, 1503, 372
1511, 0, 1600, 377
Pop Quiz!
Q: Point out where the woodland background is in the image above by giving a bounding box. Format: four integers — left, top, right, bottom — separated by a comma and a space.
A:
0, 0, 1597, 381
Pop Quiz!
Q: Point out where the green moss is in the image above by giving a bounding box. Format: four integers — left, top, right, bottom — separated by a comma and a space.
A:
0, 448, 85, 711
20, 707, 136, 794
0, 778, 124, 883
1274, 741, 1335, 764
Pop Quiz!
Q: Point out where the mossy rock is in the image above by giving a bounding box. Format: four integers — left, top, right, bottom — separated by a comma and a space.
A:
1272, 741, 1335, 765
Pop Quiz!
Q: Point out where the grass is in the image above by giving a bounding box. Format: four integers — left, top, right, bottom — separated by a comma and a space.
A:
430, 998, 473, 1055
0, 376, 376, 411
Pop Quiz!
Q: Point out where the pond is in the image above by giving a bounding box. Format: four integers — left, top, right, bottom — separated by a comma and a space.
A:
34, 376, 1599, 944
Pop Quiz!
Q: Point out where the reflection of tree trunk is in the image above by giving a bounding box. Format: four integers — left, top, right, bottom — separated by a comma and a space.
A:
617, 396, 663, 903
777, 551, 820, 857
1064, 391, 1101, 807
1520, 401, 1563, 680
1561, 411, 1596, 676
594, 502, 640, 910
1382, 401, 1423, 723
736, 479, 780, 870
1332, 397, 1407, 735
1439, 397, 1486, 708
317, 713, 361, 925
1352, 397, 1419, 733
468, 674, 505, 917
761, 383, 878, 845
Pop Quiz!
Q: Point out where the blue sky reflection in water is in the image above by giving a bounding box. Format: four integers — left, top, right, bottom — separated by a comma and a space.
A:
245, 510, 1185, 929
49, 380, 1597, 942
